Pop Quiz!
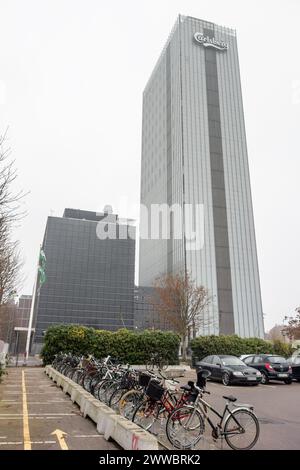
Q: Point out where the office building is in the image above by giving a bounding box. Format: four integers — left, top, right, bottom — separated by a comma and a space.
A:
134, 286, 172, 331
139, 15, 264, 337
33, 207, 135, 348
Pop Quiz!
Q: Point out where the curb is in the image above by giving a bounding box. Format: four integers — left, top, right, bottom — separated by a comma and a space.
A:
45, 366, 158, 450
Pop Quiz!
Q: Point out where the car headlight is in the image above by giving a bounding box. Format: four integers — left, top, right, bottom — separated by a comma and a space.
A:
256, 371, 262, 376
232, 371, 244, 376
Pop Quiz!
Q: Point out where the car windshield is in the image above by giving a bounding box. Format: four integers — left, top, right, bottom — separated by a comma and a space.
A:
268, 356, 286, 364
221, 357, 245, 366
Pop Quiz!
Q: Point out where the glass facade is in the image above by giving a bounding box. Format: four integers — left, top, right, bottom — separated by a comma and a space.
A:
33, 209, 135, 346
139, 15, 264, 338
134, 286, 172, 331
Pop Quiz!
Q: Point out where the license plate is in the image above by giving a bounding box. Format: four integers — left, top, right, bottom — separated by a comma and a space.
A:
278, 373, 288, 377
247, 377, 257, 381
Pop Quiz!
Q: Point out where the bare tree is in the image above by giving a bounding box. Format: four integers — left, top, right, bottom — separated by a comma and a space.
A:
0, 130, 25, 338
283, 307, 300, 340
151, 272, 212, 361
266, 324, 288, 342
0, 129, 25, 220
0, 242, 21, 304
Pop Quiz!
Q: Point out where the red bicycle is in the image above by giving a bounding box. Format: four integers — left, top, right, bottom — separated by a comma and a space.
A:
132, 378, 198, 434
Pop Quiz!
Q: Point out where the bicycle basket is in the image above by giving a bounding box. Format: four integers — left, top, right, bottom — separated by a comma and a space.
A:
139, 372, 152, 387
146, 380, 165, 401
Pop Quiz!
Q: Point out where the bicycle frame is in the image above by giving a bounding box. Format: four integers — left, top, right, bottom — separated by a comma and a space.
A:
194, 394, 251, 437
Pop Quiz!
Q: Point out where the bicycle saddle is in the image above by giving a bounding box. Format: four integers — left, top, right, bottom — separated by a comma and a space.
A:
180, 384, 192, 391
180, 380, 195, 391
223, 395, 237, 402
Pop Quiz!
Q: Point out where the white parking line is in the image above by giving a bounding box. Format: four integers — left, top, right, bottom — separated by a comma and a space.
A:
0, 415, 77, 420
0, 441, 23, 446
1, 400, 68, 404
2, 392, 63, 395
30, 440, 56, 445
0, 413, 76, 417
0, 440, 57, 446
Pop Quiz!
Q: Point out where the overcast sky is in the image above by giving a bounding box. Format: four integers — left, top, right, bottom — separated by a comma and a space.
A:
0, 0, 299, 331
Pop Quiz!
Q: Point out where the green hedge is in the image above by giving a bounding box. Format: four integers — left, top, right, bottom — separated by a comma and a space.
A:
41, 325, 180, 365
191, 334, 295, 360
0, 363, 6, 383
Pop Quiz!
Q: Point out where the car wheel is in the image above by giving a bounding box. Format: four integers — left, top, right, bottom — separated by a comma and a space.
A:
260, 371, 269, 385
284, 379, 292, 385
297, 379, 300, 382
222, 372, 231, 386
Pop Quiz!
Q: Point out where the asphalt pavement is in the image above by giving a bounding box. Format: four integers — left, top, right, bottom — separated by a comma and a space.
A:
0, 367, 119, 450
0, 367, 299, 450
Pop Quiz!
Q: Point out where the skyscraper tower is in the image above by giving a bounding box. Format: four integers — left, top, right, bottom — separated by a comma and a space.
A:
139, 15, 264, 338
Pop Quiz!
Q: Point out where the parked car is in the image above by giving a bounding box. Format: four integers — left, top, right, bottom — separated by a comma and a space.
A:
287, 355, 300, 381
196, 354, 262, 386
241, 354, 293, 384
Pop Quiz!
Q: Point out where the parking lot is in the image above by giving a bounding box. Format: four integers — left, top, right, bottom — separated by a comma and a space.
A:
0, 366, 299, 450
0, 367, 119, 450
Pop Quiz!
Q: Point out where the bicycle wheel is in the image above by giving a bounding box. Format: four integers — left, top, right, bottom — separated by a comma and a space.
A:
78, 371, 87, 387
98, 379, 114, 402
105, 382, 119, 405
83, 372, 95, 392
66, 367, 74, 379
159, 358, 169, 371
119, 389, 143, 419
93, 379, 106, 400
166, 406, 205, 450
90, 373, 103, 394
132, 399, 161, 433
224, 408, 260, 450
109, 387, 128, 412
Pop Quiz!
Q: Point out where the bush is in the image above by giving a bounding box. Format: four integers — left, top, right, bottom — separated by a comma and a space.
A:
191, 334, 294, 361
272, 339, 294, 358
41, 324, 180, 365
0, 363, 6, 383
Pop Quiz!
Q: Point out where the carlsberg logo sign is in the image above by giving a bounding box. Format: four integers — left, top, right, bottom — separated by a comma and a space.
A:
194, 32, 228, 51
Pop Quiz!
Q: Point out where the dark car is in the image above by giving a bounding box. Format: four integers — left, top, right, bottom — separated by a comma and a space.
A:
197, 354, 262, 386
241, 354, 293, 384
287, 355, 300, 381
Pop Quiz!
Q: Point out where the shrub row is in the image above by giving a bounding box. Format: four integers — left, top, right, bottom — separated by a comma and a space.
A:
191, 335, 295, 360
41, 325, 180, 365
0, 363, 6, 383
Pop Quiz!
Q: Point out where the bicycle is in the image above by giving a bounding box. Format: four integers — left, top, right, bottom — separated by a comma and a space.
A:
132, 376, 197, 434
146, 353, 169, 371
166, 369, 260, 450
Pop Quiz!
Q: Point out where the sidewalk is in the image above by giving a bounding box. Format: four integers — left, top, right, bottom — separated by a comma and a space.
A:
0, 367, 119, 450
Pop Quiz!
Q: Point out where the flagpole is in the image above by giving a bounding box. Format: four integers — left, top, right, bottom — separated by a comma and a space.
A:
24, 247, 40, 364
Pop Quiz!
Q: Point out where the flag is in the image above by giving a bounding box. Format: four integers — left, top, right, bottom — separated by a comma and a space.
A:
38, 248, 46, 286
39, 249, 46, 269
